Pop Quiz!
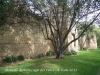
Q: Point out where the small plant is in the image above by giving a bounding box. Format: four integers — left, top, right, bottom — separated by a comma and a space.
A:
3, 56, 12, 63
17, 55, 25, 61
3, 55, 24, 63
63, 50, 77, 56
37, 54, 44, 58
46, 51, 55, 56
71, 50, 77, 55
3, 56, 17, 63
63, 51, 72, 56
11, 56, 17, 62
98, 46, 100, 49
83, 47, 88, 50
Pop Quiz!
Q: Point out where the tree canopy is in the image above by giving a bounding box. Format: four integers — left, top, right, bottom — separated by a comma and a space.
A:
0, 0, 15, 26
0, 0, 27, 26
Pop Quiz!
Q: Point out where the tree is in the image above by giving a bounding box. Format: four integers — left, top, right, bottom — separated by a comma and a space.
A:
0, 0, 26, 25
0, 0, 15, 26
30, 0, 100, 58
0, 0, 29, 35
32, 0, 100, 58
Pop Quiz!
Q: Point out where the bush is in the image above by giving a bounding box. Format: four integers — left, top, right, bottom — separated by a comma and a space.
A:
71, 50, 77, 55
83, 47, 88, 50
3, 55, 24, 63
17, 55, 25, 61
46, 51, 55, 56
3, 56, 12, 63
11, 56, 17, 62
63, 50, 77, 56
37, 54, 44, 58
3, 56, 17, 63
63, 51, 72, 56
98, 46, 100, 49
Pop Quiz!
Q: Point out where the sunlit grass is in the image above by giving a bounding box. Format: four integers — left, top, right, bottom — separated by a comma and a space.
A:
0, 49, 100, 75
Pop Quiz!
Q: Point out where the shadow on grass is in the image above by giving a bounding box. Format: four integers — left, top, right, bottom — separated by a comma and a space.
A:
0, 50, 100, 75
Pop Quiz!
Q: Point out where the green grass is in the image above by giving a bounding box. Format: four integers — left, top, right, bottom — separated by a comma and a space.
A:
0, 49, 100, 75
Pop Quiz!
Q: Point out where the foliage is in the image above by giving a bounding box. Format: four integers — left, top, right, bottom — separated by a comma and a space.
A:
63, 50, 77, 56
3, 56, 17, 63
98, 46, 100, 49
46, 51, 55, 56
37, 54, 44, 58
3, 56, 12, 63
1, 49, 100, 75
0, 0, 28, 26
32, 0, 100, 58
83, 47, 88, 50
63, 51, 72, 56
17, 55, 25, 61
3, 55, 25, 63
0, 0, 15, 26
78, 22, 96, 50
11, 56, 17, 62
77, 22, 96, 36
71, 50, 77, 55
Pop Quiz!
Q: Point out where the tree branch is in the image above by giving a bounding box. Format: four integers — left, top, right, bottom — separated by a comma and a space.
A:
63, 12, 100, 51
62, 0, 80, 44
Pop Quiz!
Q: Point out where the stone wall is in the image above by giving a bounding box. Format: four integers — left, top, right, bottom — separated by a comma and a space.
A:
79, 34, 97, 50
0, 12, 53, 58
67, 28, 79, 52
0, 24, 53, 58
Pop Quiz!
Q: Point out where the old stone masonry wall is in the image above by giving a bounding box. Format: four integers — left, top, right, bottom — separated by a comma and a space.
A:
0, 4, 97, 62
0, 13, 53, 59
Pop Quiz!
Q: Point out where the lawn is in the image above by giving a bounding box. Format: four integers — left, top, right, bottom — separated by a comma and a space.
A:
0, 49, 100, 75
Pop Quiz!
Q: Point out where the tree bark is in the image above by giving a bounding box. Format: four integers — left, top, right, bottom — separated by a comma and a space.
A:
56, 48, 63, 59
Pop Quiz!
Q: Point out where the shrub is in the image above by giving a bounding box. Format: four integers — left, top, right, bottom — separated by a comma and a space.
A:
71, 50, 77, 55
98, 46, 100, 49
37, 54, 44, 58
3, 56, 12, 63
11, 56, 17, 62
83, 47, 88, 50
63, 51, 72, 56
46, 51, 55, 56
3, 56, 17, 63
17, 55, 25, 61
63, 50, 77, 56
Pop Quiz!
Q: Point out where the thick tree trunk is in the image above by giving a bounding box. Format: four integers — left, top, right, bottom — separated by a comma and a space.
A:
56, 54, 63, 59
56, 49, 63, 59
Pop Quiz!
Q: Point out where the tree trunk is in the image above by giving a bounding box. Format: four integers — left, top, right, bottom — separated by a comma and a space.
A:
56, 49, 63, 59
